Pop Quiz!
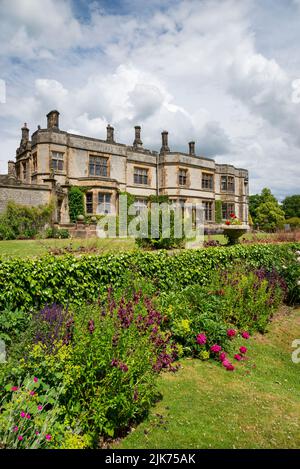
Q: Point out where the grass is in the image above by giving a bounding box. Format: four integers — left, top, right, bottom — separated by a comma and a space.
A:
114, 308, 300, 449
0, 232, 277, 258
0, 238, 137, 258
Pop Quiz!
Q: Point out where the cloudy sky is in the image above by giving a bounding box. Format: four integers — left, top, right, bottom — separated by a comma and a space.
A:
0, 0, 300, 199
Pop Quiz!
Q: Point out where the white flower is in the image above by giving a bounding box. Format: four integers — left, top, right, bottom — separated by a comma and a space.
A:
297, 257, 300, 263
297, 280, 300, 287
295, 251, 300, 256
282, 265, 287, 270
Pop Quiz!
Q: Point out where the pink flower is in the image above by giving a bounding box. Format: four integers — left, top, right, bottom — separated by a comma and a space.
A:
226, 364, 235, 371
13, 426, 18, 432
45, 434, 52, 441
20, 411, 26, 418
11, 386, 19, 391
196, 333, 207, 345
37, 405, 43, 411
18, 435, 23, 441
25, 413, 31, 420
234, 354, 242, 361
222, 359, 231, 368
219, 352, 227, 362
210, 344, 222, 353
33, 377, 38, 383
30, 391, 35, 396
240, 346, 247, 354
227, 329, 236, 338
35, 431, 40, 435
241, 331, 250, 339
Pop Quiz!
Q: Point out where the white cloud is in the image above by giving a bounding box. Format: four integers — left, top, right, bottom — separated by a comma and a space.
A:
0, 0, 300, 199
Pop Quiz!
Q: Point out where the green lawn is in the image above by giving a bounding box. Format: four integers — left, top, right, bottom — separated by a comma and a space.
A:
0, 232, 275, 258
115, 308, 300, 449
0, 238, 137, 258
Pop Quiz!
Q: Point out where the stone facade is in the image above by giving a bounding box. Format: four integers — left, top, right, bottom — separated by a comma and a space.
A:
0, 110, 249, 228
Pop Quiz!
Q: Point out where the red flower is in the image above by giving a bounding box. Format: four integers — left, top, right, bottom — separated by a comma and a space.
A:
239, 346, 247, 354
196, 333, 207, 345
45, 434, 52, 441
33, 377, 38, 383
226, 364, 235, 371
230, 213, 236, 218
210, 344, 222, 353
219, 352, 227, 362
241, 331, 250, 339
234, 354, 242, 361
227, 329, 236, 338
225, 221, 231, 225
11, 386, 19, 391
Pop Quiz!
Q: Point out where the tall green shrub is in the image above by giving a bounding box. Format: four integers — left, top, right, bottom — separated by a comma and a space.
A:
0, 201, 54, 240
68, 187, 85, 222
0, 243, 298, 311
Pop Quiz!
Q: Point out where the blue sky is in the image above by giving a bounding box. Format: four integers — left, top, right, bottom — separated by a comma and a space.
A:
0, 0, 300, 199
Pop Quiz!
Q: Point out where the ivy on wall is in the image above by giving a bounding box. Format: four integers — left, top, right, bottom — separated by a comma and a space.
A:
68, 186, 85, 222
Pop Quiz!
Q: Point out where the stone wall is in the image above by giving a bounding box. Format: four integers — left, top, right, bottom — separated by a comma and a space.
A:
0, 184, 51, 213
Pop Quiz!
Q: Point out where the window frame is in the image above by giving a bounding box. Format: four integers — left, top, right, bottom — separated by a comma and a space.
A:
97, 192, 112, 214
222, 202, 235, 220
178, 168, 188, 186
51, 151, 64, 172
202, 201, 213, 221
202, 172, 214, 190
133, 167, 148, 185
89, 155, 109, 177
86, 192, 93, 214
221, 175, 235, 193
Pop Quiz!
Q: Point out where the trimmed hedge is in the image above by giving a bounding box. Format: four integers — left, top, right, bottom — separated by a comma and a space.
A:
0, 243, 299, 311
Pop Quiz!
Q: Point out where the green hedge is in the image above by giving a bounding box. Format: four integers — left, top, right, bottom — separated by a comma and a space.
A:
0, 243, 299, 311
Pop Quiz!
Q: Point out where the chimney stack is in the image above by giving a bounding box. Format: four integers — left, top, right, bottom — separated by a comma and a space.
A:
106, 124, 114, 143
160, 130, 170, 154
21, 123, 29, 142
133, 125, 143, 148
8, 160, 16, 181
189, 141, 195, 156
47, 110, 59, 129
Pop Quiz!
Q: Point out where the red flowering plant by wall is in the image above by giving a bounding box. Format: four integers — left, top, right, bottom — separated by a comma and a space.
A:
225, 213, 243, 226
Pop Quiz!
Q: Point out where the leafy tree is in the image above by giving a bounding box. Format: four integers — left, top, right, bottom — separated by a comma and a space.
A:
282, 195, 300, 219
249, 188, 283, 230
256, 201, 285, 232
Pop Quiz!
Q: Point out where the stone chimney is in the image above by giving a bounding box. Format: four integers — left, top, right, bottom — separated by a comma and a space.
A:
8, 160, 16, 181
47, 110, 60, 129
160, 130, 170, 154
133, 125, 143, 148
106, 124, 114, 143
189, 141, 195, 156
21, 123, 29, 143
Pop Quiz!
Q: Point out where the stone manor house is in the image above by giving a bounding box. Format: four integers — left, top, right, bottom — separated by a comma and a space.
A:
0, 110, 249, 229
